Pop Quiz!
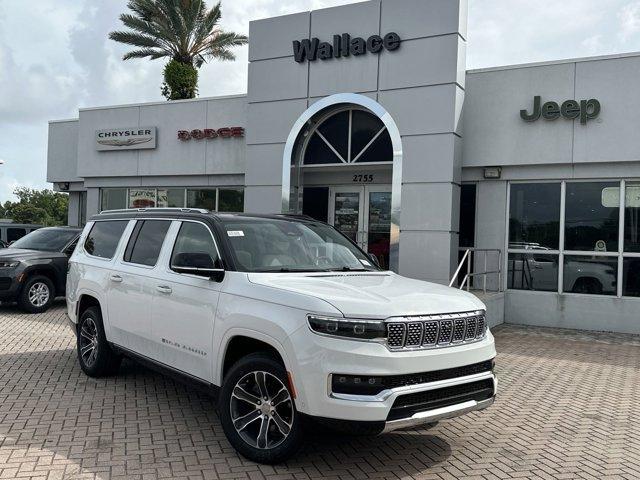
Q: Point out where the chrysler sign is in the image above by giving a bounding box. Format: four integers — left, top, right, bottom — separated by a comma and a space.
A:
293, 32, 401, 63
96, 127, 157, 151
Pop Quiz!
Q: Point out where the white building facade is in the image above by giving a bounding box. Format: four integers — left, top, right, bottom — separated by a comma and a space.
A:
48, 0, 640, 334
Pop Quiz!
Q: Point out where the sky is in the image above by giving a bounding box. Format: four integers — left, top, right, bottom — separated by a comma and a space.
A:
2, 0, 640, 202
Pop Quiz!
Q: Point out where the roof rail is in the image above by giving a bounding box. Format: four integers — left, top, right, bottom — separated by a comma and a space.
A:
100, 207, 211, 214
275, 213, 315, 221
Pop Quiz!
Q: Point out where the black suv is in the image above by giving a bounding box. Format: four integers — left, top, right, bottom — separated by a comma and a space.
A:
0, 227, 82, 313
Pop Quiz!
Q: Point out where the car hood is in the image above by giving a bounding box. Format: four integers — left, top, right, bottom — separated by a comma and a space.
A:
0, 248, 61, 261
247, 271, 485, 318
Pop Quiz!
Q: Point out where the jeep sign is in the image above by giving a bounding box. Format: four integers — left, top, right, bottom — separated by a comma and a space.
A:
520, 96, 601, 124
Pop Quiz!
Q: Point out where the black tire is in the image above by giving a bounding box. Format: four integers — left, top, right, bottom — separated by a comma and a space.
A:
18, 275, 55, 313
218, 353, 303, 464
572, 277, 603, 295
76, 306, 121, 377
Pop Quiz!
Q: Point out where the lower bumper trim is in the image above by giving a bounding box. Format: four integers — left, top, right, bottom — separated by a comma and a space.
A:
382, 396, 495, 433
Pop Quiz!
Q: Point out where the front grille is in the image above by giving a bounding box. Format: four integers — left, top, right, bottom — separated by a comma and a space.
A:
387, 378, 495, 421
0, 278, 11, 291
387, 311, 487, 350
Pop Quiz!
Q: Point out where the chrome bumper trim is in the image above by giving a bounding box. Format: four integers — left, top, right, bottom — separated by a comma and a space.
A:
382, 396, 495, 433
330, 370, 496, 403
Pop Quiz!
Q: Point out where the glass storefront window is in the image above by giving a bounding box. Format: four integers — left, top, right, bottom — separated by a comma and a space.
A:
218, 189, 244, 212
623, 257, 640, 297
563, 255, 618, 296
187, 189, 217, 211
565, 182, 619, 252
507, 253, 559, 292
157, 189, 185, 208
509, 183, 561, 250
101, 188, 127, 212
129, 189, 157, 208
624, 182, 640, 252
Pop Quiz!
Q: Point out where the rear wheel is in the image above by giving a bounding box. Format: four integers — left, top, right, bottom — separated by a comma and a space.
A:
18, 275, 54, 313
218, 353, 303, 464
77, 306, 121, 377
572, 277, 603, 294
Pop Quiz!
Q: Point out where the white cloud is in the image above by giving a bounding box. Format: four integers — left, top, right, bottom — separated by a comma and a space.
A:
618, 2, 640, 40
5, 0, 640, 203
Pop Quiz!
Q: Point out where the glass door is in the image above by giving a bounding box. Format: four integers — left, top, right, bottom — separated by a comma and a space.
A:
364, 186, 392, 270
328, 187, 363, 244
328, 185, 392, 269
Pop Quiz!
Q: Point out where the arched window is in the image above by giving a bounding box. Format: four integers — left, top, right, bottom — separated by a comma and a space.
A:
303, 107, 393, 165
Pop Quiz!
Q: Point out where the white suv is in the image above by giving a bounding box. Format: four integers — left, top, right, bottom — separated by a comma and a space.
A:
66, 208, 496, 464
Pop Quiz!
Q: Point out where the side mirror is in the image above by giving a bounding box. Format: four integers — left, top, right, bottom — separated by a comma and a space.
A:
171, 252, 225, 281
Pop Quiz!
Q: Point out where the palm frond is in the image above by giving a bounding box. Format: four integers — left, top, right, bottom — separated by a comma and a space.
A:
122, 48, 170, 61
109, 30, 163, 49
110, 0, 246, 67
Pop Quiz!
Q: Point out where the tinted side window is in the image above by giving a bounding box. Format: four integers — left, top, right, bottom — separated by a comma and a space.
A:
84, 221, 128, 259
124, 220, 171, 266
7, 228, 26, 242
171, 222, 220, 268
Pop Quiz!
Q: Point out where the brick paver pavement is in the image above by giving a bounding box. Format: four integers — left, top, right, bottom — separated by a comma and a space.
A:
0, 302, 639, 479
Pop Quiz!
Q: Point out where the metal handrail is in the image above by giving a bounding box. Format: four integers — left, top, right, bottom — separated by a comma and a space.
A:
449, 248, 502, 294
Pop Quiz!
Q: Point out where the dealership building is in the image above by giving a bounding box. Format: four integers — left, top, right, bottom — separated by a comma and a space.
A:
47, 0, 640, 334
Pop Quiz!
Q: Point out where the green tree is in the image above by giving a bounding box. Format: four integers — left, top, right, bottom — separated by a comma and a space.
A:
109, 0, 248, 100
0, 188, 69, 226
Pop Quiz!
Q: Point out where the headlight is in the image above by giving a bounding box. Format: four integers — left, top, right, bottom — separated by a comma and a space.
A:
307, 315, 386, 341
0, 261, 19, 268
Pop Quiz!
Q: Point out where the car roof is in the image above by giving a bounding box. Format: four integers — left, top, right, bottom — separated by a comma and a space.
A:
90, 208, 318, 223
37, 226, 83, 231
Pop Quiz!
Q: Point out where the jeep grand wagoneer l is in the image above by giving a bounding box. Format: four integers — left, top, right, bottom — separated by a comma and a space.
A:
66, 208, 496, 464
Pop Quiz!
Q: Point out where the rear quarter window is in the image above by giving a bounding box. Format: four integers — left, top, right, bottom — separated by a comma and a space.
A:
84, 221, 129, 259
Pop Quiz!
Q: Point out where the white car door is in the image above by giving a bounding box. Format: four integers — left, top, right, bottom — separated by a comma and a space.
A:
107, 219, 173, 357
149, 220, 222, 381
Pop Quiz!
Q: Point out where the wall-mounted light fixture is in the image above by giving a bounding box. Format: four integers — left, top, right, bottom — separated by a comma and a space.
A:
483, 167, 502, 180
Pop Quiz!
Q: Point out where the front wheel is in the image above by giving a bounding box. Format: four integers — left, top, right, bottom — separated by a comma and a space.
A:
18, 275, 54, 313
218, 353, 303, 464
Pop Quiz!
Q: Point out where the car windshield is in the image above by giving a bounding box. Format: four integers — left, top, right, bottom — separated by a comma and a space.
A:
220, 217, 379, 273
10, 228, 78, 252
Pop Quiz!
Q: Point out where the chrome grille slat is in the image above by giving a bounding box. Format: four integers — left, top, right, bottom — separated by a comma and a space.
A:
405, 323, 423, 347
386, 312, 487, 351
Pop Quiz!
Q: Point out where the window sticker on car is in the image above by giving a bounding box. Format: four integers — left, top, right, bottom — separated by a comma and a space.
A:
227, 230, 245, 237
360, 259, 372, 267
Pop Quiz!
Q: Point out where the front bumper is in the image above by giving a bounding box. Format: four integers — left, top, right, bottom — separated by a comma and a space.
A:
288, 326, 497, 424
0, 275, 22, 301
383, 395, 494, 433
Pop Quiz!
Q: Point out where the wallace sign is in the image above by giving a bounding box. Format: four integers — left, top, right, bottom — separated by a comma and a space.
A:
293, 32, 401, 63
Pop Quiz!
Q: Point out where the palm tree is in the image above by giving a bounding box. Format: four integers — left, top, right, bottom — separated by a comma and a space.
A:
109, 0, 248, 100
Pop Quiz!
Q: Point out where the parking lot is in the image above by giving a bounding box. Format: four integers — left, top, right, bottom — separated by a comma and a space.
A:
0, 302, 638, 480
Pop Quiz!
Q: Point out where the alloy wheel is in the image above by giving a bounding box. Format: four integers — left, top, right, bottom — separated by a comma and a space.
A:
79, 317, 99, 367
229, 371, 294, 450
28, 282, 50, 307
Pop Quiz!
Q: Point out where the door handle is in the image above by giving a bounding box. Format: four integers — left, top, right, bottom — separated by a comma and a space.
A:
110, 275, 123, 283
156, 285, 172, 294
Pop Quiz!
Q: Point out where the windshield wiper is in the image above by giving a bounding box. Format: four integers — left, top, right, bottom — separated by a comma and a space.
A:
328, 266, 369, 272
255, 267, 330, 273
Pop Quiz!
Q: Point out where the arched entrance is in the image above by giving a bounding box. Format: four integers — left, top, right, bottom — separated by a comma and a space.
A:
282, 94, 403, 271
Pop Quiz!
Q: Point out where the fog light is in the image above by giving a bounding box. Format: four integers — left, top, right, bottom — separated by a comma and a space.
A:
331, 374, 385, 395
